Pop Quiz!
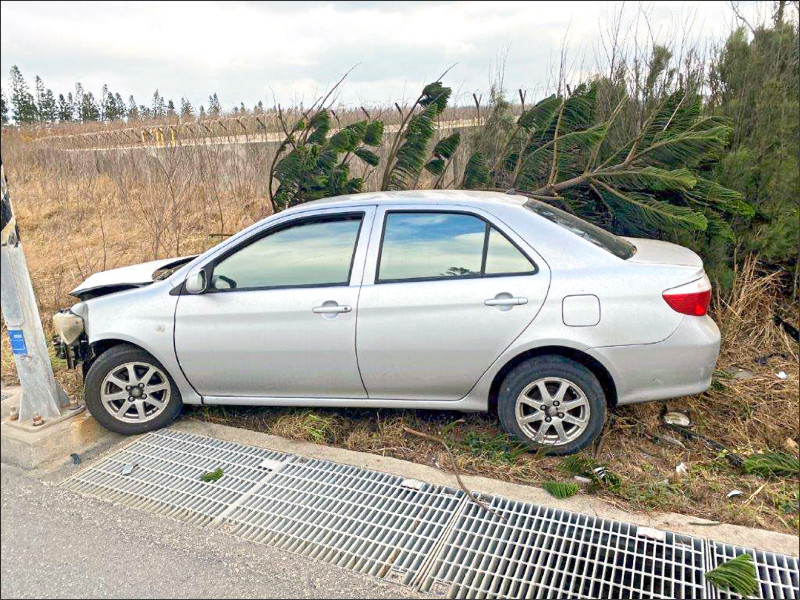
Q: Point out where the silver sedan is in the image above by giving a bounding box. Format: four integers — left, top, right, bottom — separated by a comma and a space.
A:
54, 190, 720, 454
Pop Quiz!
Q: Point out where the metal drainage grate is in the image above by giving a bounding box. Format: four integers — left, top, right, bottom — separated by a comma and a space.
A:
706, 541, 799, 600
62, 429, 289, 526
62, 429, 799, 599
420, 495, 709, 599
224, 458, 465, 585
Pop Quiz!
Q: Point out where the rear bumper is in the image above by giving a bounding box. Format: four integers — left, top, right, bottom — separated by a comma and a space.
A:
588, 315, 721, 405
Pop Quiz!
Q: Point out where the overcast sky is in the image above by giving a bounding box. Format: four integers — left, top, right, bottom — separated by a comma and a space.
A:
1, 1, 774, 111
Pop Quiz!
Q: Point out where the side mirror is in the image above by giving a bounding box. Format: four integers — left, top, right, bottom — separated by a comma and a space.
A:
184, 270, 207, 294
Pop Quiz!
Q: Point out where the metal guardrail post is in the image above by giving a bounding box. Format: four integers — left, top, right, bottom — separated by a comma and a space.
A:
0, 158, 64, 422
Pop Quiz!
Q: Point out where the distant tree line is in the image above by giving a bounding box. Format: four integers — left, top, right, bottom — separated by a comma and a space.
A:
0, 66, 267, 126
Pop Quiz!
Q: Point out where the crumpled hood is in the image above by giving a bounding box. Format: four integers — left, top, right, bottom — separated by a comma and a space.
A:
70, 255, 196, 300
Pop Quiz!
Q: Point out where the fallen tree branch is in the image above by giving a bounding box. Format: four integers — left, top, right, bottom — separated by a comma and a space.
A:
662, 423, 745, 468
402, 426, 507, 522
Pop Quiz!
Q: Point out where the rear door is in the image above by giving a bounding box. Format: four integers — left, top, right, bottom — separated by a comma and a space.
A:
174, 207, 374, 399
356, 206, 550, 400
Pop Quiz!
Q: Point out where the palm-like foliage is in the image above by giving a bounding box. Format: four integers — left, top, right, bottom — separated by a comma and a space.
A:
381, 81, 461, 190
271, 110, 384, 210
465, 76, 750, 247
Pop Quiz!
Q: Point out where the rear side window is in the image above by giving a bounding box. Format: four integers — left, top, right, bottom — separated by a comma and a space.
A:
377, 211, 536, 283
485, 227, 535, 275
211, 215, 362, 290
525, 200, 636, 259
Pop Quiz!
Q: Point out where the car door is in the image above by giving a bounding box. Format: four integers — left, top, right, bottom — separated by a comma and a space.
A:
174, 207, 375, 399
356, 206, 550, 400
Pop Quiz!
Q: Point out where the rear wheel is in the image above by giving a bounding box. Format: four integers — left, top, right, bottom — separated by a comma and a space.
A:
497, 355, 606, 455
84, 344, 183, 435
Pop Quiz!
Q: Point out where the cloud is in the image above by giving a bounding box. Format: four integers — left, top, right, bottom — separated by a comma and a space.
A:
0, 1, 774, 110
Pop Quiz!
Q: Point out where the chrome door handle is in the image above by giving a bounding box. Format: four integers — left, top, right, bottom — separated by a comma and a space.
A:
312, 304, 352, 314
484, 297, 528, 306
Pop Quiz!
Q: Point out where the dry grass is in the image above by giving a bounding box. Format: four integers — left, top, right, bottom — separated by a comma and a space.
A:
188, 260, 799, 534
0, 136, 797, 534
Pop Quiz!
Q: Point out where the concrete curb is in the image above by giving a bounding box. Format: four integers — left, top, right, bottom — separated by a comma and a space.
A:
1, 387, 122, 470
173, 418, 799, 557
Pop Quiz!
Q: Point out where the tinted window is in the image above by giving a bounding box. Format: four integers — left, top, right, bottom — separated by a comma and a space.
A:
485, 227, 535, 275
211, 216, 361, 290
378, 213, 485, 281
525, 200, 636, 259
377, 212, 536, 283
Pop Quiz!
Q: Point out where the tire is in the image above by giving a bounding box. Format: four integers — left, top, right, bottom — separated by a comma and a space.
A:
84, 344, 183, 435
497, 355, 606, 455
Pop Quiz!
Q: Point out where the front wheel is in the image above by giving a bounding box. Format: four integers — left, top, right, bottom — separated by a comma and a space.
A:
84, 344, 183, 435
497, 355, 606, 455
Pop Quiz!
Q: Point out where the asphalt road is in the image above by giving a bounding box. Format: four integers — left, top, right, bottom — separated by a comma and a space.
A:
1, 463, 420, 599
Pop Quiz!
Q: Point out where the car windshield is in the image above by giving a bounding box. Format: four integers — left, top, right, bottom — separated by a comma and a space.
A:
525, 200, 636, 259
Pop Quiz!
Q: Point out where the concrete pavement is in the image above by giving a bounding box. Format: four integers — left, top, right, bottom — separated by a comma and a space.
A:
1, 463, 420, 599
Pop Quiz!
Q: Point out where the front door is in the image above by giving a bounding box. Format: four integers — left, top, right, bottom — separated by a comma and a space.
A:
356, 208, 549, 400
174, 208, 374, 398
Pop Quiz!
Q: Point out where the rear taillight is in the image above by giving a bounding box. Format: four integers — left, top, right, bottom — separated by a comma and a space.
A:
663, 276, 711, 316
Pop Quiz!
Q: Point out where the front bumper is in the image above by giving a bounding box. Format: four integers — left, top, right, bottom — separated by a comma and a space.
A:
52, 335, 90, 369
52, 308, 89, 368
589, 315, 721, 405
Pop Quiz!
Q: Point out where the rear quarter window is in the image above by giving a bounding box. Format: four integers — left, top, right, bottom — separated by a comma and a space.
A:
525, 200, 636, 260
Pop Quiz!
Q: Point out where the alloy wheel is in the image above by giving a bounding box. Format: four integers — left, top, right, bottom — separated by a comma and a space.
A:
515, 376, 591, 446
100, 361, 171, 424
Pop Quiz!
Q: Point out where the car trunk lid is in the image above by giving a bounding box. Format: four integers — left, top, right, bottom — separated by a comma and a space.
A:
623, 237, 704, 269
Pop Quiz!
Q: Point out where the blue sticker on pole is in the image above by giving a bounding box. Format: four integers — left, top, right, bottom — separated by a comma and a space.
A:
8, 330, 28, 355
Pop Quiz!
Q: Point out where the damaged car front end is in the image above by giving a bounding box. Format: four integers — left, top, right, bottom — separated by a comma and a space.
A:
52, 255, 196, 370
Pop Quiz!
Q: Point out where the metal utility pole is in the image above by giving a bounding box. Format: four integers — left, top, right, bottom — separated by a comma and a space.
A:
1, 158, 64, 422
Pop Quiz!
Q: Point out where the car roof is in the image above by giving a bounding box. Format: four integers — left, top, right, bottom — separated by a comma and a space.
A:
288, 189, 528, 212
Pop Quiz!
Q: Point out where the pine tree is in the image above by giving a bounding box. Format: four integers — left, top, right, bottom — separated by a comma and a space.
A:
9, 65, 37, 124
381, 81, 458, 190
151, 89, 165, 118
254, 100, 264, 114
100, 84, 111, 120
75, 83, 99, 122
114, 93, 126, 120
271, 109, 386, 210
34, 76, 46, 123
57, 93, 73, 122
39, 87, 56, 123
462, 55, 747, 257
166, 99, 176, 118
127, 95, 139, 121
1, 89, 8, 125
239, 101, 247, 114
208, 93, 221, 117
710, 19, 799, 272
198, 105, 206, 119
179, 97, 194, 120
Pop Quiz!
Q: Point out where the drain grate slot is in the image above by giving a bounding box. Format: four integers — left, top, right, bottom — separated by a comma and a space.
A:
419, 496, 709, 599
62, 429, 289, 525
62, 429, 799, 598
224, 459, 464, 585
706, 541, 799, 599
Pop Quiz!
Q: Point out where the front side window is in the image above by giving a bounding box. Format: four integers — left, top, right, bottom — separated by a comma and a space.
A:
211, 215, 362, 290
377, 211, 535, 283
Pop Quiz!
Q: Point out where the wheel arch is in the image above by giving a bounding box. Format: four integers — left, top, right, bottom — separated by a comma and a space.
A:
488, 345, 618, 413
84, 337, 156, 378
